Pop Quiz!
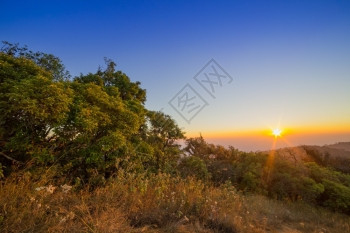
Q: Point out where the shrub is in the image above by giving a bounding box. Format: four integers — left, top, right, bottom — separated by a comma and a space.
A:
178, 156, 210, 181
321, 179, 350, 213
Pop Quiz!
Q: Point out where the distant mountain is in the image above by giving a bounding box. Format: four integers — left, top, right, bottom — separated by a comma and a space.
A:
325, 142, 350, 152
264, 142, 350, 173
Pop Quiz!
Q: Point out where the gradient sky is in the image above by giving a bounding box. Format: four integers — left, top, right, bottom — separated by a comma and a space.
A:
1, 0, 350, 151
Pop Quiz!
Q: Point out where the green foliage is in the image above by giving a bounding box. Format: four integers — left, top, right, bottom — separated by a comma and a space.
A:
145, 111, 185, 172
303, 146, 350, 174
299, 176, 324, 203
182, 136, 350, 212
230, 152, 266, 193
178, 156, 210, 180
183, 136, 242, 185
321, 179, 350, 213
0, 43, 145, 181
305, 162, 350, 187
184, 135, 239, 161
1, 41, 70, 81
0, 52, 72, 164
0, 42, 187, 184
183, 135, 209, 158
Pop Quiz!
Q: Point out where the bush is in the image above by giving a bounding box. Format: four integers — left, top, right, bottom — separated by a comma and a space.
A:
178, 156, 210, 181
321, 179, 350, 213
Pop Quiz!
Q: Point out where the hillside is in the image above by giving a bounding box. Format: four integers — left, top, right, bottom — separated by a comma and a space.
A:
1, 171, 350, 233
326, 142, 350, 152
264, 142, 350, 173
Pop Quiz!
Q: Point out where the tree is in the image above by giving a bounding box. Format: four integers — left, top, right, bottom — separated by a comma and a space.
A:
183, 135, 210, 159
178, 156, 210, 181
0, 44, 149, 181
56, 81, 142, 180
299, 177, 324, 203
75, 58, 146, 103
1, 41, 70, 81
321, 179, 350, 213
0, 52, 72, 172
55, 60, 148, 180
145, 111, 185, 172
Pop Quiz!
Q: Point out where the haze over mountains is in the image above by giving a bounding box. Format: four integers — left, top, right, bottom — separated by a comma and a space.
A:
272, 142, 350, 159
204, 133, 350, 152
267, 142, 350, 173
326, 142, 350, 152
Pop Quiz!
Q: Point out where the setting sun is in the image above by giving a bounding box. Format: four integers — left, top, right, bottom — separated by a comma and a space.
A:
272, 128, 282, 137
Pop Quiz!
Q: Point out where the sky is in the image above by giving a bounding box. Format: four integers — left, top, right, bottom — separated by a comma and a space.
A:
1, 0, 350, 151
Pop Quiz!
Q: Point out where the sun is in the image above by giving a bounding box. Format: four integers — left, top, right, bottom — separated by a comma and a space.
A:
272, 128, 282, 137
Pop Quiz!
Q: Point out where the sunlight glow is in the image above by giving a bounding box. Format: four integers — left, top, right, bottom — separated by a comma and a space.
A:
272, 128, 282, 137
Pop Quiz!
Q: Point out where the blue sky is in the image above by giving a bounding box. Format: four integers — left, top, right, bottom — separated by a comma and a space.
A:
1, 0, 350, 150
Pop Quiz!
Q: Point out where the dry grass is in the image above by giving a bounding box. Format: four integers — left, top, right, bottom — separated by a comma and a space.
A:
0, 171, 349, 233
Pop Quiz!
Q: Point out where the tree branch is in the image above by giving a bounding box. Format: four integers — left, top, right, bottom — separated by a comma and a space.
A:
0, 152, 23, 164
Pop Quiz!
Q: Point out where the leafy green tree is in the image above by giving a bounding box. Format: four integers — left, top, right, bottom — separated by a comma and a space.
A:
1, 41, 70, 81
0, 52, 72, 171
299, 177, 324, 203
321, 179, 350, 213
178, 156, 210, 181
145, 111, 185, 172
59, 83, 141, 178
183, 135, 210, 159
0, 44, 149, 181
56, 61, 147, 180
232, 152, 267, 193
75, 58, 146, 103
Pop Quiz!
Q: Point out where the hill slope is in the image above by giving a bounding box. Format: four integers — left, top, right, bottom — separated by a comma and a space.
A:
266, 142, 350, 173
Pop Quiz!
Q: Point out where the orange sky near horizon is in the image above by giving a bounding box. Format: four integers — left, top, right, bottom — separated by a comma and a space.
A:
185, 126, 350, 152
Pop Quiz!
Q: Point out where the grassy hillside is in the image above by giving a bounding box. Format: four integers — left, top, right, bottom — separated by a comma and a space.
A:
1, 171, 349, 233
